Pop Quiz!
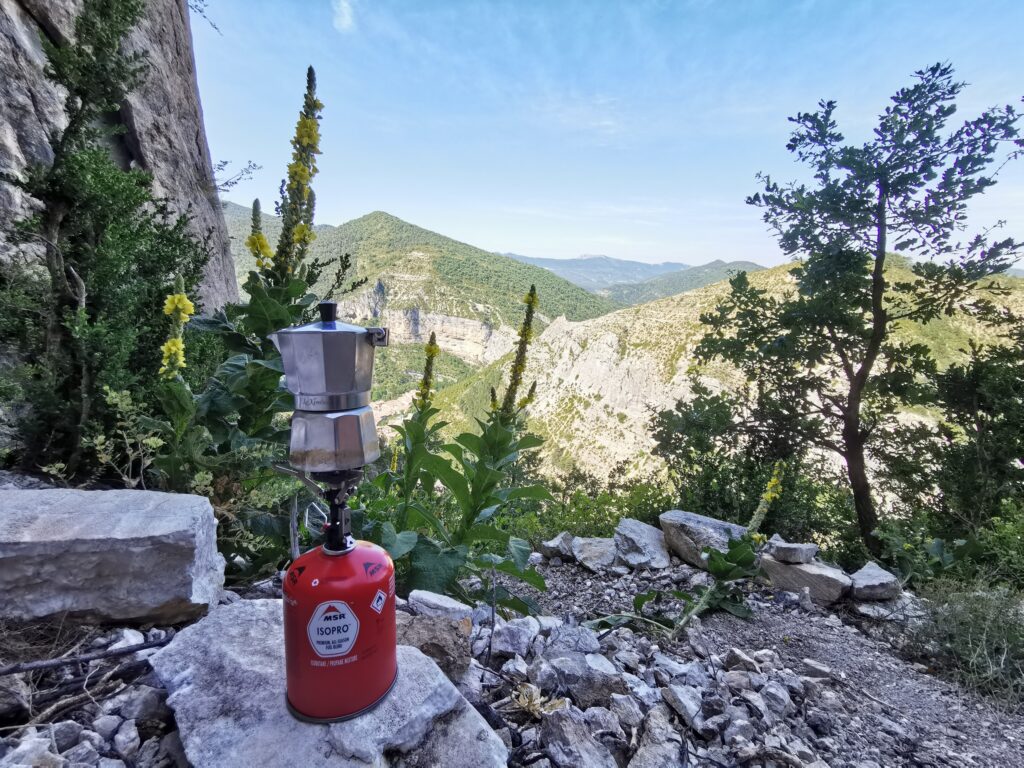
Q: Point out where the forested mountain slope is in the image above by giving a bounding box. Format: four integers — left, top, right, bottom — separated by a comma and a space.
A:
223, 202, 618, 366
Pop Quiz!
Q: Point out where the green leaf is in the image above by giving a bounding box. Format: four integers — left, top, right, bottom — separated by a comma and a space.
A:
504, 536, 530, 571
516, 434, 544, 451
464, 524, 510, 546
420, 454, 471, 516
381, 523, 418, 559
490, 559, 547, 591
408, 540, 468, 594
719, 598, 753, 619
499, 485, 555, 503
404, 502, 451, 545
633, 590, 661, 614
154, 381, 196, 435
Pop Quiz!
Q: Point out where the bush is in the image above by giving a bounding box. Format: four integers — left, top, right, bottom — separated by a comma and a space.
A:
0, 1, 208, 476
907, 579, 1024, 712
496, 477, 674, 544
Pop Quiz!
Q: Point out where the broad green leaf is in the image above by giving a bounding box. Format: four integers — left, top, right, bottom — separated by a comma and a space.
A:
499, 485, 555, 503
507, 537, 532, 571
420, 454, 471, 515
633, 590, 660, 614
464, 524, 509, 546
408, 540, 468, 594
381, 523, 418, 559
493, 560, 546, 591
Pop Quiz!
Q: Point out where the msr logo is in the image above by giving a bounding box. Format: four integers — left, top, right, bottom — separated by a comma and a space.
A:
307, 601, 359, 658
363, 562, 383, 578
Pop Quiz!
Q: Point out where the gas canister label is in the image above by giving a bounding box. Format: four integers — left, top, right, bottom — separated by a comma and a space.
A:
307, 601, 360, 658
370, 589, 387, 614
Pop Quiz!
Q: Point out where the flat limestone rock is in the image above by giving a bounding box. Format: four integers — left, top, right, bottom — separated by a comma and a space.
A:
150, 599, 506, 768
0, 489, 223, 623
760, 555, 852, 606
614, 518, 670, 570
571, 537, 618, 572
767, 534, 819, 564
849, 561, 901, 601
408, 590, 473, 621
540, 531, 575, 560
658, 510, 747, 570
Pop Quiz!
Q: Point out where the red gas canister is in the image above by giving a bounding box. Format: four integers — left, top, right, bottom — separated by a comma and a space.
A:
283, 539, 397, 721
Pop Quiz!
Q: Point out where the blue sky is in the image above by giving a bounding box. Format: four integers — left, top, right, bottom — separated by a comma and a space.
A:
191, 0, 1024, 266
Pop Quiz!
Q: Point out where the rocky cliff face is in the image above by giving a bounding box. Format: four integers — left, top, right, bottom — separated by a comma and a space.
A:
337, 282, 517, 365
440, 265, 1024, 479
0, 0, 237, 309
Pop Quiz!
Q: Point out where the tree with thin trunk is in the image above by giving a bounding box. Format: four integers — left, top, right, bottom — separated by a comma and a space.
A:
697, 63, 1022, 554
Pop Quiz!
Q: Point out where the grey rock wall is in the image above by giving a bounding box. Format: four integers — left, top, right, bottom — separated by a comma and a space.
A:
0, 0, 237, 309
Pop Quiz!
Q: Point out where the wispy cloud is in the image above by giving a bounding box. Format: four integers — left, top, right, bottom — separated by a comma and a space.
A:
332, 0, 355, 33
533, 93, 625, 142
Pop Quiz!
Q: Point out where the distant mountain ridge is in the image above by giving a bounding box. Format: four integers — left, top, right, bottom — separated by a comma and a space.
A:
222, 201, 618, 366
601, 259, 767, 305
504, 253, 690, 291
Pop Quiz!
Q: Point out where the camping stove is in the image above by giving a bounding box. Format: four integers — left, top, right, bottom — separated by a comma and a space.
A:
269, 301, 397, 722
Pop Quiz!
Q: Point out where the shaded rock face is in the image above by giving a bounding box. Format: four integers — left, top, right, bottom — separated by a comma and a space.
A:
658, 510, 747, 570
0, 0, 237, 309
0, 489, 225, 623
150, 599, 507, 768
395, 611, 472, 679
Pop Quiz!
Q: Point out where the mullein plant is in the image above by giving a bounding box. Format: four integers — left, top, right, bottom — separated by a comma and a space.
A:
159, 276, 195, 380
356, 295, 552, 611
194, 66, 361, 446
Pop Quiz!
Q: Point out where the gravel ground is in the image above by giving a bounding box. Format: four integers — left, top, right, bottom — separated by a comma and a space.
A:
500, 557, 1024, 766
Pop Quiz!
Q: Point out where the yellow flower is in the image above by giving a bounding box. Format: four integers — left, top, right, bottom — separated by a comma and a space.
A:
286, 161, 311, 189
293, 116, 320, 149
159, 336, 186, 379
245, 232, 273, 260
162, 293, 195, 321
292, 222, 316, 246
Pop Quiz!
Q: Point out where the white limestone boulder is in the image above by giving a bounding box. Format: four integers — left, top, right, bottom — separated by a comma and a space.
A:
571, 537, 618, 572
540, 531, 575, 560
767, 534, 819, 564
408, 589, 473, 621
760, 555, 852, 606
614, 518, 670, 570
149, 599, 507, 768
849, 561, 901, 600
0, 489, 224, 623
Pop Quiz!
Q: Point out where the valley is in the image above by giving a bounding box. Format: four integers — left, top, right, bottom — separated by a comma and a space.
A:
224, 202, 1024, 479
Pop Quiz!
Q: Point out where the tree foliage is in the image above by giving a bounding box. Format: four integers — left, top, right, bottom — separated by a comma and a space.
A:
697, 63, 1022, 552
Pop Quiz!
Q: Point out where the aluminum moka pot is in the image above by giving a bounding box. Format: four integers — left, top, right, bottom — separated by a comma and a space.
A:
268, 301, 389, 412
269, 302, 389, 474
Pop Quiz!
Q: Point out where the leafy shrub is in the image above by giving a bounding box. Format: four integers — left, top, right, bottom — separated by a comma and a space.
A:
652, 383, 866, 568
497, 479, 673, 544
0, 1, 209, 476
907, 579, 1024, 712
353, 296, 552, 613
